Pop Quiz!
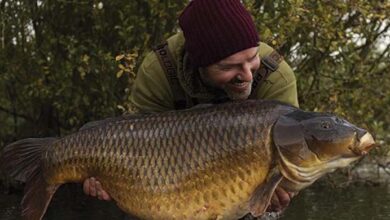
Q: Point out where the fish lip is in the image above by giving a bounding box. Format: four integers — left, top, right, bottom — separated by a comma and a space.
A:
350, 132, 376, 156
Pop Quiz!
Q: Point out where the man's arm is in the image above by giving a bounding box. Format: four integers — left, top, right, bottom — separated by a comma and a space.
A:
129, 51, 175, 112
254, 60, 299, 107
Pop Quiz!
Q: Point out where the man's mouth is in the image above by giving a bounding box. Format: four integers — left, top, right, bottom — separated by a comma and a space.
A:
228, 81, 250, 92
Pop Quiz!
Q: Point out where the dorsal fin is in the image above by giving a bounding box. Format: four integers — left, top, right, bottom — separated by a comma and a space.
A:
79, 113, 151, 131
189, 103, 214, 109
79, 118, 114, 131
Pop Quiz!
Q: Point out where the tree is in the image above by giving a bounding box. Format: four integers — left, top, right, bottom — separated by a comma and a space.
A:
0, 0, 389, 156
248, 0, 390, 155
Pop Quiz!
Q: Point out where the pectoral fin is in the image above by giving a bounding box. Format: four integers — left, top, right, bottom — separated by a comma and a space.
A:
249, 172, 283, 217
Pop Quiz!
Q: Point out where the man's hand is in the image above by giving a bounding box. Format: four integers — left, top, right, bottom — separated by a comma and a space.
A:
83, 177, 112, 201
82, 178, 292, 212
267, 187, 295, 212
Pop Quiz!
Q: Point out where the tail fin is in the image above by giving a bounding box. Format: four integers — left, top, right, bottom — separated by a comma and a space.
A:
1, 138, 59, 220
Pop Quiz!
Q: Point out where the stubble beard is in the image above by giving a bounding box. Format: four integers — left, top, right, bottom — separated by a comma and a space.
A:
223, 81, 253, 100
200, 69, 253, 101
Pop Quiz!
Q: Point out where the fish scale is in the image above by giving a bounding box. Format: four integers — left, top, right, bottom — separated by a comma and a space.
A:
62, 104, 268, 218
1, 100, 375, 220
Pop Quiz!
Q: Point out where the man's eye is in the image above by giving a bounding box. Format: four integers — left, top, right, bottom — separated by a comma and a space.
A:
219, 66, 233, 71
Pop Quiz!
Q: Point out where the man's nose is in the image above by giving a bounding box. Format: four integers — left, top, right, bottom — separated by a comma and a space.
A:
239, 64, 253, 81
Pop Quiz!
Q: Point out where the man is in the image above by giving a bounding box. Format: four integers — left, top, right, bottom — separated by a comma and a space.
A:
84, 0, 298, 217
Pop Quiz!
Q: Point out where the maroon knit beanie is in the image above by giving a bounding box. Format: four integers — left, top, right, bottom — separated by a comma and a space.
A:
179, 0, 260, 67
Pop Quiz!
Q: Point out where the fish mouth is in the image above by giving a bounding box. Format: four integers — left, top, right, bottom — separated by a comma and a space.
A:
349, 132, 376, 156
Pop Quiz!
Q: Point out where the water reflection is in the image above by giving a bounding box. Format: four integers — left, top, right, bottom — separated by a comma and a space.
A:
280, 183, 390, 220
1, 183, 389, 220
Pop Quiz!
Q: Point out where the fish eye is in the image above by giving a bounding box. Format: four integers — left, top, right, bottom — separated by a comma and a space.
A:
320, 120, 332, 129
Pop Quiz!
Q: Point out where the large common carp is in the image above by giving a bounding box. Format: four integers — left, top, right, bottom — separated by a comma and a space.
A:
1, 100, 375, 220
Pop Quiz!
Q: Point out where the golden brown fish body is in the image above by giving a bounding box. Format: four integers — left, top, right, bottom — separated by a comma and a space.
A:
1, 100, 375, 220
45, 100, 289, 220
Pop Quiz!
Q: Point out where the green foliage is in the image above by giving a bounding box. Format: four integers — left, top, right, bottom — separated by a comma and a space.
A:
247, 0, 390, 155
0, 0, 389, 156
0, 0, 185, 143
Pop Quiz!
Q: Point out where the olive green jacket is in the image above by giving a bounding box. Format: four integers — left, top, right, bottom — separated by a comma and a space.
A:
130, 32, 298, 112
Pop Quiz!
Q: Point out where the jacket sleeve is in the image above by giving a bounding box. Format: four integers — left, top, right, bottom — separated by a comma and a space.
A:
253, 60, 299, 108
129, 52, 175, 112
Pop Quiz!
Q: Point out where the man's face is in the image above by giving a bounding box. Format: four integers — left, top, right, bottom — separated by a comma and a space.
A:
202, 47, 260, 100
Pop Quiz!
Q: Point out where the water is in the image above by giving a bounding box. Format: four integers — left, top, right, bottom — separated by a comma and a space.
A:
280, 183, 390, 220
1, 182, 389, 220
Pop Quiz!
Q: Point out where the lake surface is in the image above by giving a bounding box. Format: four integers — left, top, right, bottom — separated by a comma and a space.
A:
280, 183, 390, 220
1, 181, 389, 220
